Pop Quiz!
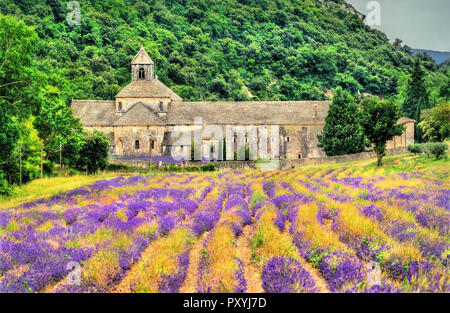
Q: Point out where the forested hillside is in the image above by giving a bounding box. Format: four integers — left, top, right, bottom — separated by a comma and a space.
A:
0, 0, 442, 103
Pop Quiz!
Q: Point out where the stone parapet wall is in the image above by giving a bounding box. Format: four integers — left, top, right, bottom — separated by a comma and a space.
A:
109, 147, 409, 170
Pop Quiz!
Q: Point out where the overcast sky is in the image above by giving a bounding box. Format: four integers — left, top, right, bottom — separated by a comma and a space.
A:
345, 0, 450, 51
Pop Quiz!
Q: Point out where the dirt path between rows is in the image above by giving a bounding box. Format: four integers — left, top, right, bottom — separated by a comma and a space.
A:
235, 224, 264, 293
285, 221, 330, 293
179, 231, 209, 293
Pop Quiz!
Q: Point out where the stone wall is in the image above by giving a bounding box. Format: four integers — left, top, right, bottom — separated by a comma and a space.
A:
387, 122, 415, 149
114, 97, 172, 114
109, 147, 409, 170
280, 147, 408, 169
113, 125, 165, 156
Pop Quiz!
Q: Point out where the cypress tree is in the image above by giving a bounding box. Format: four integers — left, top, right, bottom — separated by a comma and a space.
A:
318, 87, 366, 156
403, 59, 429, 142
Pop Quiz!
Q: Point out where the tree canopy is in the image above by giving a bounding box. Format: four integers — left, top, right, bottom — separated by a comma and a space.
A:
318, 87, 366, 156
361, 97, 404, 166
0, 0, 440, 103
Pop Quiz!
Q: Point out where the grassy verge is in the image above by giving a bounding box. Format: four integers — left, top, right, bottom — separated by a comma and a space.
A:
300, 153, 449, 176
0, 172, 132, 208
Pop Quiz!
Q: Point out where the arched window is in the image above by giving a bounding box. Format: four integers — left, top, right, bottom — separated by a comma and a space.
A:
135, 140, 140, 150
297, 152, 302, 159
151, 140, 155, 150
138, 67, 145, 80
118, 102, 122, 111
286, 136, 291, 143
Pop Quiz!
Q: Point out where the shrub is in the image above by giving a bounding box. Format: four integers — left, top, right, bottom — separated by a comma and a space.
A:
408, 144, 423, 154
428, 143, 448, 160
0, 171, 11, 196
106, 163, 132, 171
200, 163, 219, 172
422, 142, 434, 158
77, 131, 110, 174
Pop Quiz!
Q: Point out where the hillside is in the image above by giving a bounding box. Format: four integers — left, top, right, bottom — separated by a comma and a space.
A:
0, 0, 431, 103
412, 49, 450, 66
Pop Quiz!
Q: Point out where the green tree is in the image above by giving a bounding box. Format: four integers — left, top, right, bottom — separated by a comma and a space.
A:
318, 87, 366, 156
77, 130, 110, 174
15, 115, 45, 184
34, 87, 86, 167
0, 14, 39, 117
361, 98, 405, 166
419, 102, 450, 142
403, 59, 429, 142
0, 102, 19, 185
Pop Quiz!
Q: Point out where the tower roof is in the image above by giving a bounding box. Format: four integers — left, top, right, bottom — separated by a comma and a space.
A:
132, 46, 154, 65
115, 79, 183, 101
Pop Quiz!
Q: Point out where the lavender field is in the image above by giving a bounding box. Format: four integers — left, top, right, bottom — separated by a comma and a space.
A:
0, 157, 448, 293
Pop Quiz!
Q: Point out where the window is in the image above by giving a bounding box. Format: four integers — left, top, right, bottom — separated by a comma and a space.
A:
286, 136, 291, 143
118, 102, 122, 111
271, 137, 275, 143
135, 140, 140, 150
151, 140, 155, 150
159, 101, 164, 111
138, 67, 145, 80
297, 153, 302, 159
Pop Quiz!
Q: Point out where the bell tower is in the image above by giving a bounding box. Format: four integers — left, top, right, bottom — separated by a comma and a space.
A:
131, 46, 154, 81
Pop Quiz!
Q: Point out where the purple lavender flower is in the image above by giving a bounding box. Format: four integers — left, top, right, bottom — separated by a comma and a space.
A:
179, 199, 198, 215
231, 223, 243, 237
318, 252, 365, 292
158, 249, 189, 293
234, 258, 247, 293
158, 215, 176, 236
361, 205, 384, 222
263, 182, 276, 198
261, 257, 318, 293
62, 208, 80, 225
192, 211, 219, 236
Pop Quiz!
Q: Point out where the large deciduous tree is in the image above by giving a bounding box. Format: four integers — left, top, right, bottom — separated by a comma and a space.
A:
318, 87, 366, 156
0, 14, 39, 117
419, 102, 450, 142
34, 87, 86, 167
361, 97, 405, 166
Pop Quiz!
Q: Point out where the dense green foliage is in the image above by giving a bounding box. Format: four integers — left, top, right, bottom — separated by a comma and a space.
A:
427, 143, 448, 160
77, 130, 110, 173
0, 1, 448, 192
407, 144, 423, 155
318, 87, 366, 156
0, 15, 40, 194
416, 142, 449, 160
0, 0, 440, 103
34, 87, 86, 166
361, 97, 404, 166
402, 60, 430, 142
418, 102, 450, 142
0, 14, 103, 195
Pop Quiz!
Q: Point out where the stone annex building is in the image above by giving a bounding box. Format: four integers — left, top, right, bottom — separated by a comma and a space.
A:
72, 47, 415, 160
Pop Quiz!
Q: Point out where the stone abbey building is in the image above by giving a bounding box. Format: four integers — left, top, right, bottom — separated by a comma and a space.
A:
72, 47, 415, 160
